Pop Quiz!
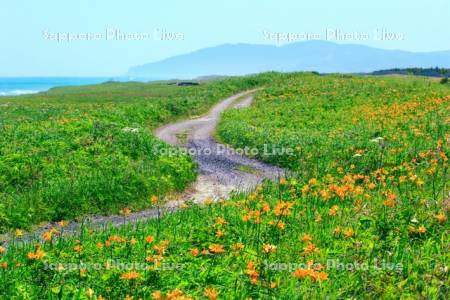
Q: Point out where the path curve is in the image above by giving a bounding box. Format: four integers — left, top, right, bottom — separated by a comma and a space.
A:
155, 89, 284, 203
2, 90, 284, 246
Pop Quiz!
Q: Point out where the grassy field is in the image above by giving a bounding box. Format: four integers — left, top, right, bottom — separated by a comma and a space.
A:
0, 76, 267, 232
1, 73, 449, 299
218, 73, 450, 177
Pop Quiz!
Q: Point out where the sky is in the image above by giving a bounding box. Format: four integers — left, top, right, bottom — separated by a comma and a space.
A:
1, 0, 449, 76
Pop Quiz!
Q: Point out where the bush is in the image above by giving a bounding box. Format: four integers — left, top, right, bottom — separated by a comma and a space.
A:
440, 77, 449, 84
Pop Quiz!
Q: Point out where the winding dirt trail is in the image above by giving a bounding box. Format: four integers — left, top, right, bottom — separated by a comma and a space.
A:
155, 89, 284, 203
2, 90, 284, 245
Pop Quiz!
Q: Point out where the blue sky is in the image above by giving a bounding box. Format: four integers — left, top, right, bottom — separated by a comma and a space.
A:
1, 0, 449, 76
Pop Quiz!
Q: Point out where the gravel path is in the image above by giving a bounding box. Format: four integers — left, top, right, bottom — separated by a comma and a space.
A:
155, 89, 284, 202
2, 90, 284, 246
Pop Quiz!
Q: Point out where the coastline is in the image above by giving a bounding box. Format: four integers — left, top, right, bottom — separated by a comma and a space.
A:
0, 77, 123, 97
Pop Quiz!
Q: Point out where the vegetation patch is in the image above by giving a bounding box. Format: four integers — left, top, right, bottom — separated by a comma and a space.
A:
235, 165, 262, 176
0, 76, 270, 231
0, 73, 448, 298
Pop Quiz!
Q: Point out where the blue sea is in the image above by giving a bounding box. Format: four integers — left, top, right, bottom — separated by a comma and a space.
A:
0, 77, 136, 96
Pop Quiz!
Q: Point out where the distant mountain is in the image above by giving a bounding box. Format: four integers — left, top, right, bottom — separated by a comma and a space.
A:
128, 41, 450, 79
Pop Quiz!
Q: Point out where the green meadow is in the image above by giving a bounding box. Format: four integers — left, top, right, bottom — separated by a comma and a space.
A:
0, 73, 449, 299
0, 76, 267, 231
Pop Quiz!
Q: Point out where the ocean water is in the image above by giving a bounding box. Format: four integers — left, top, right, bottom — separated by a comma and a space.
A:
0, 77, 116, 96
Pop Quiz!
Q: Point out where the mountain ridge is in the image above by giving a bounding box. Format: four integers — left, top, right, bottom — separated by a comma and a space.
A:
128, 41, 450, 79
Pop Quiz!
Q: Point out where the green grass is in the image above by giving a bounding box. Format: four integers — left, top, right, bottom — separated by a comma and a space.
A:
0, 75, 270, 231
1, 179, 448, 299
235, 165, 262, 176
0, 73, 449, 299
218, 73, 450, 178
175, 131, 189, 144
